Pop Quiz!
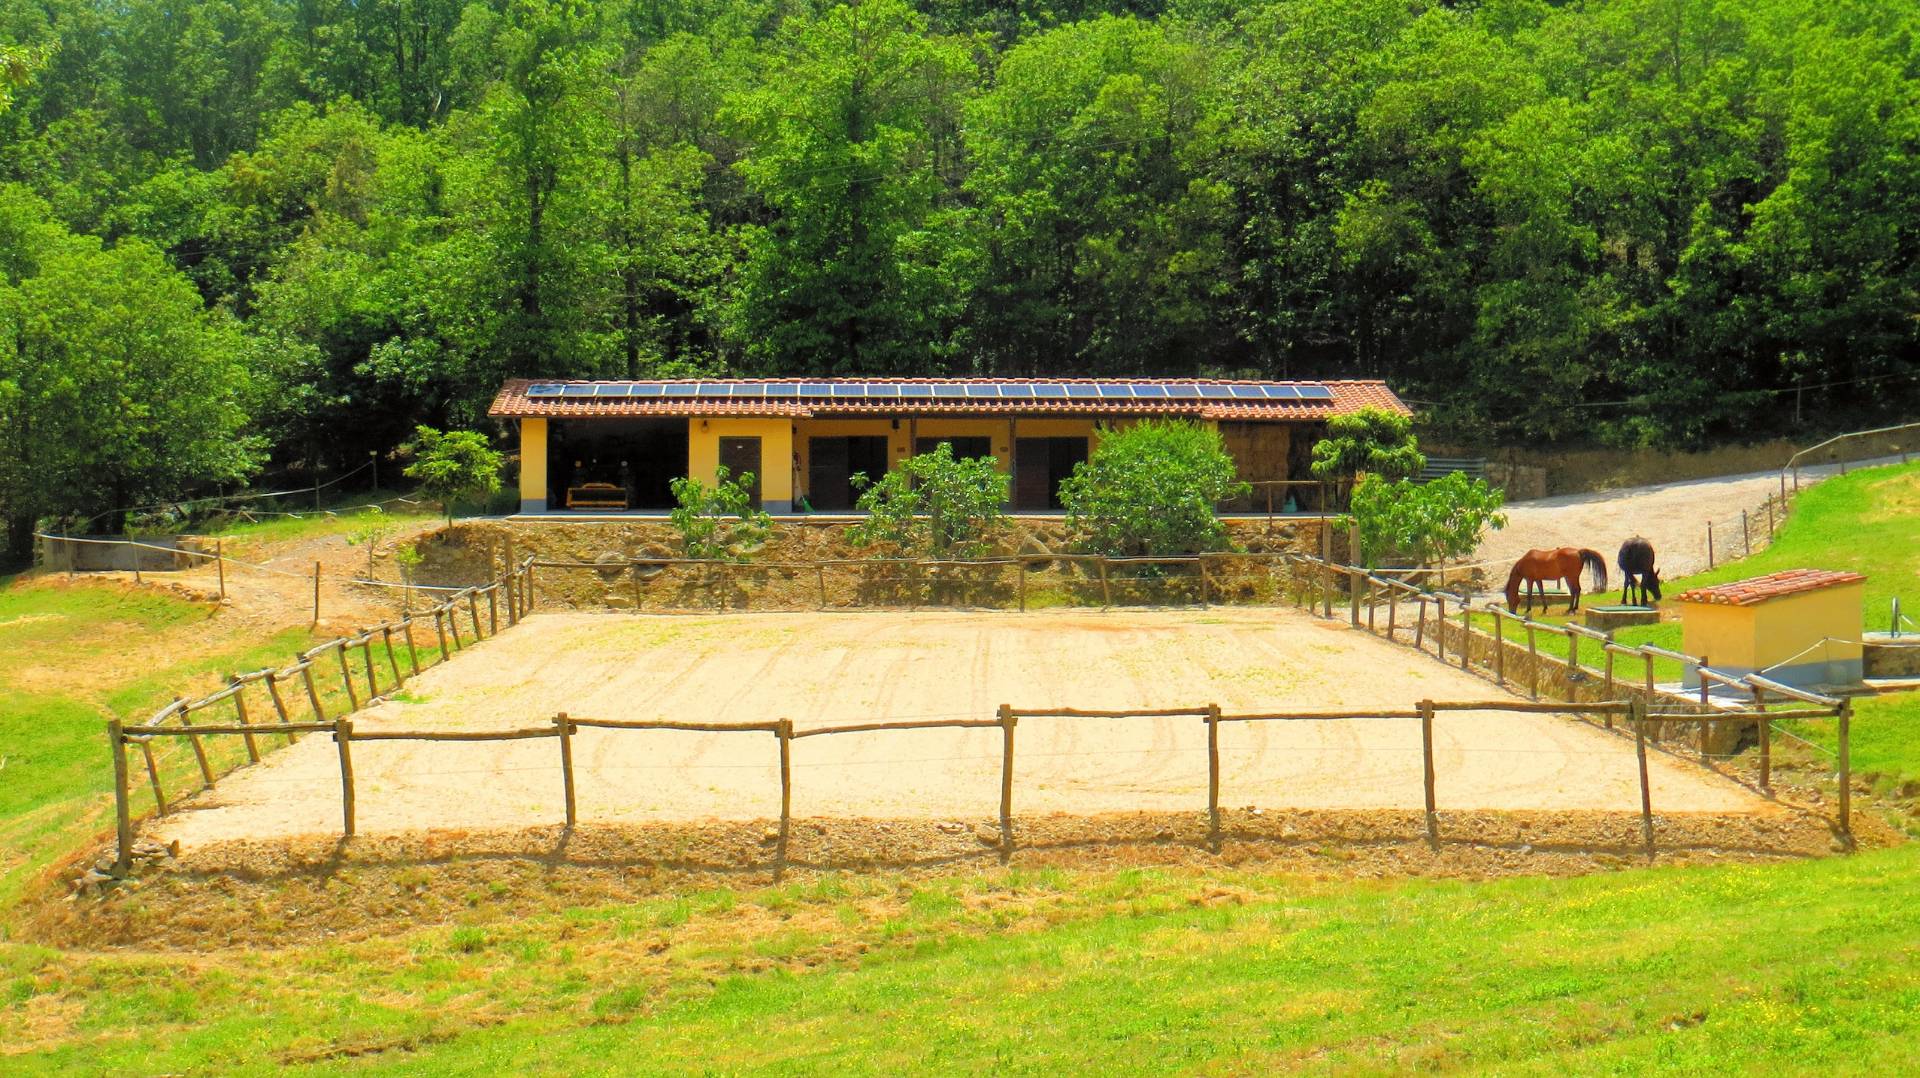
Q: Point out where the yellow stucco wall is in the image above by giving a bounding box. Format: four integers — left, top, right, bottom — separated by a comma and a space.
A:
687, 418, 795, 504
518, 418, 548, 509
1681, 583, 1865, 669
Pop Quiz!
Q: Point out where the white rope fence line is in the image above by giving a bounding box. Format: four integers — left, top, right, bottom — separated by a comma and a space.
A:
74, 460, 379, 531
35, 530, 478, 593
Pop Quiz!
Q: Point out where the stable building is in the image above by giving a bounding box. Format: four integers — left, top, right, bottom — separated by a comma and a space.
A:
487, 377, 1410, 516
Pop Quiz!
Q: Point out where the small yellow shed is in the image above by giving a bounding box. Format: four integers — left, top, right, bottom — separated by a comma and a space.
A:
1675, 569, 1866, 689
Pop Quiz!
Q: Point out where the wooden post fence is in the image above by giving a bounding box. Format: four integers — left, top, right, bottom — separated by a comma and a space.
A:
1838, 700, 1853, 842
433, 608, 450, 661
264, 670, 296, 743
215, 538, 225, 601
175, 698, 215, 787
139, 736, 166, 815
1098, 557, 1112, 608
777, 719, 793, 869
312, 561, 321, 626
229, 675, 260, 762
334, 718, 356, 836
382, 626, 404, 689
335, 643, 359, 711
1751, 684, 1771, 789
1459, 605, 1471, 671
1526, 623, 1539, 699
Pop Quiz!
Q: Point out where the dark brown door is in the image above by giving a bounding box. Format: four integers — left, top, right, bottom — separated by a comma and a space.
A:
807, 436, 889, 511
718, 437, 762, 509
1014, 437, 1087, 510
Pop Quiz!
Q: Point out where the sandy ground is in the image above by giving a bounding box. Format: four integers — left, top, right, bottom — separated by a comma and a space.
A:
1472, 458, 1887, 583
149, 608, 1769, 848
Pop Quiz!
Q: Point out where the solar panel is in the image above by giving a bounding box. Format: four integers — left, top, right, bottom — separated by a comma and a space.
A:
933, 384, 966, 398
663, 383, 699, 396
631, 383, 664, 396
1000, 384, 1035, 398
517, 379, 1346, 407
1228, 385, 1264, 399
1296, 385, 1335, 400
866, 383, 902, 398
561, 384, 596, 397
1033, 383, 1068, 398
1065, 384, 1098, 398
1131, 383, 1168, 398
899, 384, 934, 397
964, 384, 999, 398
800, 383, 833, 397
730, 383, 765, 397
1096, 384, 1132, 398
1261, 385, 1297, 400
1197, 385, 1233, 399
526, 383, 565, 397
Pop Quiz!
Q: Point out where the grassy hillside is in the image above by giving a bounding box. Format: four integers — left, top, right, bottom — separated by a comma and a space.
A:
5, 852, 1919, 1073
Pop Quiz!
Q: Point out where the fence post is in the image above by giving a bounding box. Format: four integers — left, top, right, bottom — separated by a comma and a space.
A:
1752, 684, 1770, 790
1631, 696, 1654, 860
1526, 622, 1539, 700
215, 537, 226, 601
1387, 586, 1397, 637
361, 633, 379, 701
1016, 560, 1027, 613
1098, 557, 1112, 608
777, 718, 793, 870
1348, 565, 1362, 627
382, 625, 404, 689
467, 590, 483, 640
1742, 510, 1752, 557
1707, 521, 1715, 568
817, 563, 829, 610
488, 585, 499, 635
1320, 526, 1333, 619
1419, 699, 1438, 847
300, 658, 327, 721
1199, 556, 1211, 607
556, 713, 576, 828
264, 671, 295, 743
1838, 700, 1852, 844
336, 642, 360, 711
312, 561, 322, 626
401, 619, 422, 677
1766, 495, 1776, 537
1415, 596, 1427, 650
139, 736, 167, 815
1206, 703, 1221, 853
1602, 643, 1615, 700
230, 675, 260, 763
109, 721, 132, 874
1494, 611, 1506, 687
433, 608, 450, 661
1436, 595, 1447, 663
1567, 631, 1580, 686
334, 718, 356, 836
998, 704, 1017, 860
176, 698, 216, 788
1459, 605, 1471, 671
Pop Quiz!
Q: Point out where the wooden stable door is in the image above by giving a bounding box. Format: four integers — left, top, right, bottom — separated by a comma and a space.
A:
1015, 437, 1087, 510
808, 436, 889, 511
718, 437, 762, 509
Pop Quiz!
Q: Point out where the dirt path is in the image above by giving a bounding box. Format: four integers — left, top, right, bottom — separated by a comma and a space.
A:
150, 609, 1773, 849
1472, 458, 1887, 585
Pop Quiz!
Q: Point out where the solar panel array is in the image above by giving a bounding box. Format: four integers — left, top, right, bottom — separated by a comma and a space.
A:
522, 381, 1338, 402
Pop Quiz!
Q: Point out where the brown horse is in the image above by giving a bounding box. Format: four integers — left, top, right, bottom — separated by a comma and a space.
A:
1505, 548, 1608, 613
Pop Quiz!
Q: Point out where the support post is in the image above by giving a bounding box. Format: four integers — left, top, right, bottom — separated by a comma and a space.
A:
1603, 646, 1615, 700
468, 590, 483, 640
1349, 565, 1362, 627
1387, 587, 1397, 637
139, 739, 167, 815
176, 698, 215, 787
1419, 699, 1437, 848
777, 719, 793, 869
361, 634, 379, 700
1838, 700, 1852, 842
382, 625, 404, 688
264, 671, 295, 743
1482, 612, 1502, 686
447, 600, 465, 650
1752, 685, 1771, 789
109, 721, 132, 874
1319, 525, 1333, 619
1415, 596, 1427, 649
1707, 521, 1715, 568
1567, 632, 1579, 685
1017, 560, 1027, 613
1526, 622, 1539, 700
1098, 557, 1111, 608
1742, 509, 1752, 557
1631, 697, 1654, 860
1766, 495, 1775, 537
312, 561, 322, 626
336, 643, 359, 711
402, 619, 422, 677
556, 713, 576, 827
215, 538, 225, 601
433, 608, 450, 661
1459, 605, 1471, 671
300, 659, 327, 721
1199, 556, 1211, 607
1206, 704, 1221, 852
817, 563, 828, 610
334, 719, 356, 836
998, 705, 1016, 860
488, 586, 498, 635
230, 675, 260, 762
1436, 595, 1447, 663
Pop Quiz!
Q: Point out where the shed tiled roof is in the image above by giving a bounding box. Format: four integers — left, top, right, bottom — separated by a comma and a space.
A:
1675, 569, 1867, 607
487, 378, 1410, 421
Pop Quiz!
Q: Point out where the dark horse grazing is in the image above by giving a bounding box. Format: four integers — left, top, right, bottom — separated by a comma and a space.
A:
1505, 548, 1608, 613
1617, 537, 1661, 607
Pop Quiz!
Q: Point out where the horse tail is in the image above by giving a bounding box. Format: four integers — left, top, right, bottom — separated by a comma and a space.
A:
1579, 549, 1608, 591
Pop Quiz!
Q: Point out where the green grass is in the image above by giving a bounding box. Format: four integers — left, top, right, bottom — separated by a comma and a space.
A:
186, 492, 440, 555
4, 854, 1919, 1073
0, 576, 385, 912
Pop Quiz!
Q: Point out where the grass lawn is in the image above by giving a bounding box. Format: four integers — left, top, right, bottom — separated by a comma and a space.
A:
187, 492, 441, 559
4, 852, 1919, 1073
0, 577, 382, 912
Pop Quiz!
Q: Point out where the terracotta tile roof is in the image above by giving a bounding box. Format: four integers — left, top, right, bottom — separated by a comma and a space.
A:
487, 378, 1410, 421
1675, 569, 1867, 607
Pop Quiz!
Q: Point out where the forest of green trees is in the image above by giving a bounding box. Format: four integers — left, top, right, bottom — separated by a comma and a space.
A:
0, 0, 1915, 554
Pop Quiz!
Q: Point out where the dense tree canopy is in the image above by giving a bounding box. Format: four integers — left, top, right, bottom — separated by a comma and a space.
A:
0, 0, 1916, 551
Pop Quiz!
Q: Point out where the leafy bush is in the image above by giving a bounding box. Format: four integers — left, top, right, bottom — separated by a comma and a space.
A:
403, 426, 503, 522
668, 466, 771, 561
1348, 471, 1508, 570
1309, 408, 1426, 492
1059, 420, 1249, 556
847, 442, 1009, 557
